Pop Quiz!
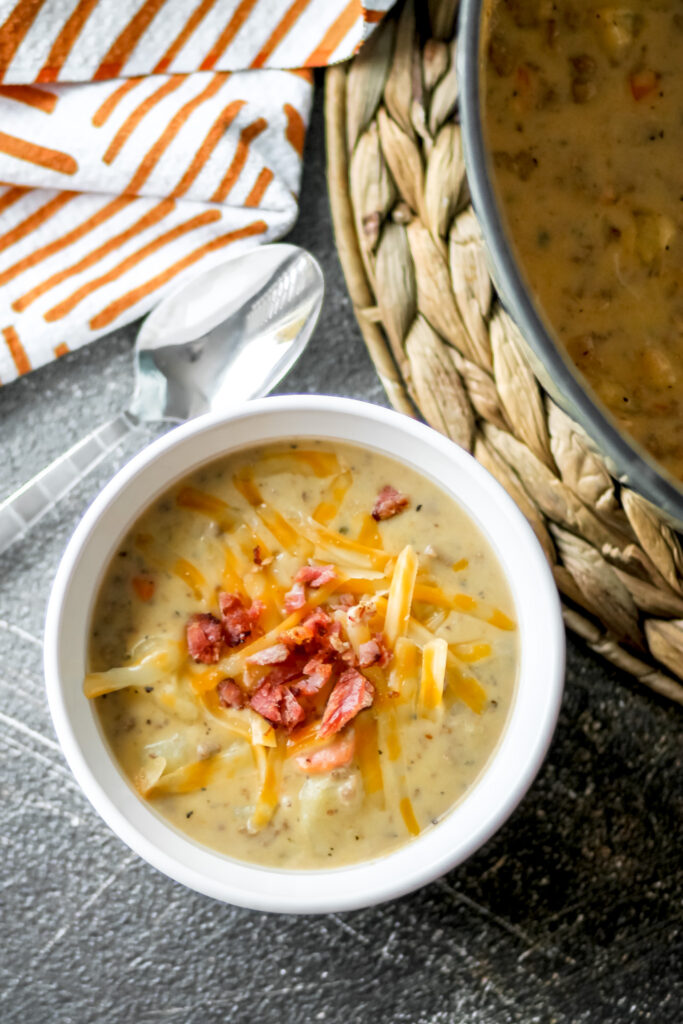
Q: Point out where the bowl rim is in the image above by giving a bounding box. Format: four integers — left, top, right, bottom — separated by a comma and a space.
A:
457, 0, 683, 526
44, 394, 565, 914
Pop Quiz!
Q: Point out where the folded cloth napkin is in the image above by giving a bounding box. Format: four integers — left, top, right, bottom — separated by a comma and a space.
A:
0, 0, 394, 384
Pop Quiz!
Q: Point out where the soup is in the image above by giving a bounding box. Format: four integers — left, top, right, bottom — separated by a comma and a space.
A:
86, 441, 518, 869
484, 0, 683, 479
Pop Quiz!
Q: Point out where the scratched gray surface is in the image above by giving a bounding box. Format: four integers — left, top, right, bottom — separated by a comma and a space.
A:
1, 86, 682, 1024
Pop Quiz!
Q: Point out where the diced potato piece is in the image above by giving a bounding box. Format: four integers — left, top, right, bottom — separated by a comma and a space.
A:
642, 347, 677, 389
299, 770, 363, 852
597, 9, 641, 63
143, 733, 193, 773
635, 212, 675, 266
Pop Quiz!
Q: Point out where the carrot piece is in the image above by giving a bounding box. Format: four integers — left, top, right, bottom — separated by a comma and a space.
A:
131, 576, 155, 601
629, 70, 660, 101
295, 732, 356, 774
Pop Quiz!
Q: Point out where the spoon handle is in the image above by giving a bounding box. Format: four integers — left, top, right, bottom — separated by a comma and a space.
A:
0, 412, 138, 557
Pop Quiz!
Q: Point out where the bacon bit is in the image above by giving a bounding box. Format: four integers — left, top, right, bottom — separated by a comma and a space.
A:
217, 678, 245, 709
131, 576, 155, 602
253, 545, 263, 565
335, 592, 355, 608
250, 680, 305, 731
326, 624, 348, 655
187, 613, 224, 664
283, 608, 335, 648
348, 600, 375, 623
219, 591, 254, 647
629, 69, 660, 101
358, 633, 392, 668
295, 657, 333, 696
267, 654, 308, 686
284, 581, 306, 613
296, 732, 356, 774
303, 608, 334, 636
246, 642, 290, 666
371, 485, 410, 521
319, 667, 374, 738
280, 688, 306, 730
294, 563, 338, 588
248, 599, 266, 623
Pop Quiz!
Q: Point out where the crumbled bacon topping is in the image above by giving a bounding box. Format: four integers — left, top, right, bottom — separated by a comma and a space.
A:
294, 563, 338, 588
217, 678, 245, 709
371, 485, 410, 521
246, 643, 290, 666
208, 566, 384, 741
319, 668, 375, 738
250, 680, 305, 731
187, 613, 224, 664
219, 592, 263, 647
284, 581, 306, 613
358, 633, 392, 669
294, 656, 333, 696
348, 600, 375, 624
253, 545, 263, 566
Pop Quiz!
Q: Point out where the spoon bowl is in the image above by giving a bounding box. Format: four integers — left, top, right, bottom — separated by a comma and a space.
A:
0, 244, 324, 555
130, 244, 323, 421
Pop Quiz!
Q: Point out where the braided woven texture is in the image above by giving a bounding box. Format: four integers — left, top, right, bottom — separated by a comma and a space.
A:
325, 0, 683, 703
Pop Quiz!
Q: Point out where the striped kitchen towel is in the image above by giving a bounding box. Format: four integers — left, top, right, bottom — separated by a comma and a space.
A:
0, 0, 394, 384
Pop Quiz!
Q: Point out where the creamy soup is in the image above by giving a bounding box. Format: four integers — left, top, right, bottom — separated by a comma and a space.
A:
484, 0, 683, 479
87, 441, 518, 869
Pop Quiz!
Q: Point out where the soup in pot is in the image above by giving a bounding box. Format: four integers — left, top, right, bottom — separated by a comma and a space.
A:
484, 0, 683, 479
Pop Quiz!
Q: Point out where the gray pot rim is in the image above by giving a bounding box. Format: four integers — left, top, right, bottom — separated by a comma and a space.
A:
457, 0, 683, 526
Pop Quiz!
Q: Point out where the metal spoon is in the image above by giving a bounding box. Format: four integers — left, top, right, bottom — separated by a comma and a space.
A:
0, 243, 324, 555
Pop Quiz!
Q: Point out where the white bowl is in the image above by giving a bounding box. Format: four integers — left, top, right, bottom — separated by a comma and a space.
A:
44, 396, 564, 913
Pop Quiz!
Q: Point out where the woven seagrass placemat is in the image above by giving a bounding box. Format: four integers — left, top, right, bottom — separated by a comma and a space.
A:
324, 0, 683, 703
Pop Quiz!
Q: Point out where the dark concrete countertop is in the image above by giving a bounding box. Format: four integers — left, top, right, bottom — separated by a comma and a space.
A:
1, 85, 681, 1024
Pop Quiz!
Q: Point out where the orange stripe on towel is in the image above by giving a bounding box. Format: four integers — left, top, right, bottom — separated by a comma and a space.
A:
53, 342, 69, 357
0, 184, 29, 216
0, 0, 49, 81
0, 195, 135, 287
92, 77, 142, 127
126, 73, 227, 194
0, 192, 75, 255
170, 98, 244, 198
283, 103, 305, 157
0, 133, 77, 175
251, 0, 314, 69
36, 0, 100, 83
14, 198, 175, 313
305, 0, 361, 65
200, 0, 259, 72
244, 167, 273, 207
44, 208, 221, 322
102, 76, 185, 164
2, 325, 31, 375
211, 118, 267, 203
154, 0, 220, 74
365, 9, 385, 23
90, 220, 268, 330
0, 85, 58, 113
94, 0, 171, 80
